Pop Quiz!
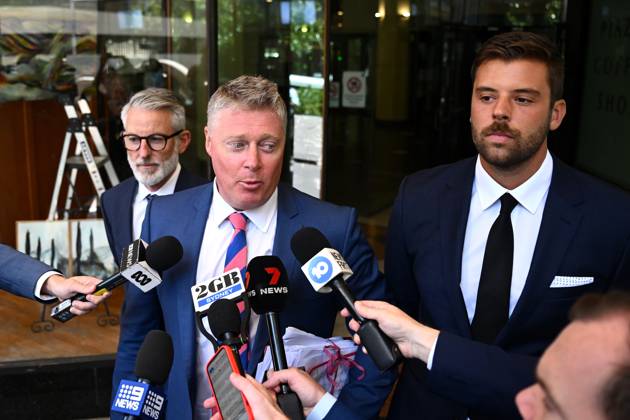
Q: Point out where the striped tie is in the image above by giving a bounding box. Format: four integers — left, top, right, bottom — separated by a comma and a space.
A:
224, 212, 249, 369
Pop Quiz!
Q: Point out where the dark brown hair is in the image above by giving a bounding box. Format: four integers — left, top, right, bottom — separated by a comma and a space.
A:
471, 31, 565, 103
570, 292, 630, 420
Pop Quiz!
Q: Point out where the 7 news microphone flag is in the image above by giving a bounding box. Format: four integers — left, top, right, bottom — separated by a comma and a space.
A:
246, 255, 305, 420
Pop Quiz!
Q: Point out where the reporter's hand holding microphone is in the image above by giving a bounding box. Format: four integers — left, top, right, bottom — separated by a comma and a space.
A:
341, 300, 440, 362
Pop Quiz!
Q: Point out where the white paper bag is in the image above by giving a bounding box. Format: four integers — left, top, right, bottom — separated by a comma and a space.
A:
255, 327, 365, 397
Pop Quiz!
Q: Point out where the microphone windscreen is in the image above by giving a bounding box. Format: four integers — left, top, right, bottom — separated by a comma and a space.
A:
207, 299, 241, 338
134, 330, 174, 385
246, 256, 289, 313
290, 227, 331, 264
146, 236, 183, 272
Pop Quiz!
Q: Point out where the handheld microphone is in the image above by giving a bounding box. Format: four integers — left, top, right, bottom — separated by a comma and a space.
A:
51, 236, 183, 322
207, 298, 247, 372
246, 256, 304, 420
111, 330, 174, 420
191, 268, 249, 349
205, 299, 254, 419
290, 227, 402, 371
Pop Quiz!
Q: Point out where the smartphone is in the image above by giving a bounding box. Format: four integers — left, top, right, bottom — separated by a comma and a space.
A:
206, 346, 254, 420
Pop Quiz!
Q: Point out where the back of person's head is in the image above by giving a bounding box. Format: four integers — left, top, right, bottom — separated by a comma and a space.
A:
570, 292, 630, 420
206, 75, 287, 131
121, 87, 186, 132
471, 31, 564, 103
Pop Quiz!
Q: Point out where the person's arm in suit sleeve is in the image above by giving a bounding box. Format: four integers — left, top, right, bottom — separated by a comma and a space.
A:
334, 207, 397, 418
110, 201, 165, 419
100, 190, 120, 267
1, 243, 58, 299
0, 244, 105, 309
384, 178, 534, 417
384, 177, 421, 319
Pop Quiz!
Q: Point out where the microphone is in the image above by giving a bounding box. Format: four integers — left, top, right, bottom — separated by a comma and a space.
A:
111, 330, 174, 419
191, 268, 250, 349
246, 256, 304, 420
205, 299, 254, 419
51, 236, 183, 322
290, 227, 402, 371
207, 298, 247, 372
191, 268, 247, 313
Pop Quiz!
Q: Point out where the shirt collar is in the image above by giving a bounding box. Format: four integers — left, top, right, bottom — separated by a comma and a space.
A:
474, 151, 553, 214
210, 181, 278, 233
135, 164, 181, 203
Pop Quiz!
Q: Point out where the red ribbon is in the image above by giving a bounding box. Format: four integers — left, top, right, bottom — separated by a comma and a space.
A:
307, 341, 365, 395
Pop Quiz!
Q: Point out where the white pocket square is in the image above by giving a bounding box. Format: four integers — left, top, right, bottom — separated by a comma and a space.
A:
550, 276, 594, 288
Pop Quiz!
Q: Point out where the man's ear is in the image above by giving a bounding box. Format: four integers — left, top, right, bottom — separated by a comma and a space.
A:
549, 99, 566, 131
177, 130, 192, 153
204, 126, 213, 158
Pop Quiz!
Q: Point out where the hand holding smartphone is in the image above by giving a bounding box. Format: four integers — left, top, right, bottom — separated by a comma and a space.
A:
206, 346, 254, 420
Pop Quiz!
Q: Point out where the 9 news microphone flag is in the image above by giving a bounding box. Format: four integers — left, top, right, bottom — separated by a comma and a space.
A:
111, 330, 174, 420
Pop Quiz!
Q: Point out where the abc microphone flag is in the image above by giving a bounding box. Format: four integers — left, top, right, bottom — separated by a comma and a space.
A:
51, 236, 183, 322
111, 330, 174, 420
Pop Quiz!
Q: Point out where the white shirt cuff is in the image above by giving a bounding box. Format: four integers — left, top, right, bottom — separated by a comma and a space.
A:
426, 332, 440, 370
34, 271, 61, 302
306, 392, 336, 420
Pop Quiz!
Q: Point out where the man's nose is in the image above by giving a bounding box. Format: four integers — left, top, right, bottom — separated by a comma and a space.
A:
492, 96, 512, 122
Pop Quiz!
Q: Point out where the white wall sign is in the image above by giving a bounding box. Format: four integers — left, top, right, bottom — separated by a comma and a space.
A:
342, 71, 366, 108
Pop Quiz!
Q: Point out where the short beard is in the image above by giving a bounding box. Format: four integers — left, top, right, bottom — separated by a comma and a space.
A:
472, 117, 550, 171
128, 148, 179, 188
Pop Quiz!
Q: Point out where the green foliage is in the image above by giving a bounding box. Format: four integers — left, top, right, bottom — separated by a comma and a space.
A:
293, 86, 323, 116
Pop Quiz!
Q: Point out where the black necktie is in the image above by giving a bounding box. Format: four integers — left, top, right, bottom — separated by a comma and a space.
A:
471, 193, 519, 344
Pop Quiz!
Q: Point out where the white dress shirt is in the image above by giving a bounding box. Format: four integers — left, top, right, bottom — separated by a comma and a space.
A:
428, 151, 553, 369
193, 182, 278, 419
132, 164, 181, 240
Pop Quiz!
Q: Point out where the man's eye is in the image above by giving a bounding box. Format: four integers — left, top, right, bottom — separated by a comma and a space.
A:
126, 135, 140, 142
479, 95, 494, 102
515, 97, 533, 104
228, 142, 246, 150
259, 142, 277, 152
148, 135, 167, 142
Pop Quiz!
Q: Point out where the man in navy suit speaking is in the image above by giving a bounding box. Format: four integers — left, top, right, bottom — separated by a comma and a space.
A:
385, 32, 630, 419
112, 75, 395, 419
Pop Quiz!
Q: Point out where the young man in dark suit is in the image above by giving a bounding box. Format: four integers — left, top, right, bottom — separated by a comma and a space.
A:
385, 31, 630, 419
101, 88, 207, 264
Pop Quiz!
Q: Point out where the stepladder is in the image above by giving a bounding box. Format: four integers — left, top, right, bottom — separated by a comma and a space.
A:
48, 96, 119, 220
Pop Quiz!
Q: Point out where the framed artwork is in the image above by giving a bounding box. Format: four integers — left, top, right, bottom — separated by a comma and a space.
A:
69, 219, 116, 278
16, 220, 71, 275
15, 219, 115, 278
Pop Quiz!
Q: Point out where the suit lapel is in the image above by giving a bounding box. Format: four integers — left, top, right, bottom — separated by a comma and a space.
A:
439, 159, 476, 336
110, 180, 136, 262
175, 184, 214, 389
246, 185, 301, 375
502, 160, 584, 338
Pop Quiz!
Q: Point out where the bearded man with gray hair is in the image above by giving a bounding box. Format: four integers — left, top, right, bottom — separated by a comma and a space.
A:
101, 87, 207, 265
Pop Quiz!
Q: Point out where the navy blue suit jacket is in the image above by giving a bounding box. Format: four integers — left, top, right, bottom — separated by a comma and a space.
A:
386, 157, 630, 419
112, 183, 396, 419
0, 244, 56, 301
101, 168, 207, 266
